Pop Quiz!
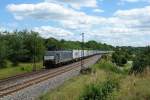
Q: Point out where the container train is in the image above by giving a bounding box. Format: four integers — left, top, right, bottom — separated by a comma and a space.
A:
43, 50, 108, 69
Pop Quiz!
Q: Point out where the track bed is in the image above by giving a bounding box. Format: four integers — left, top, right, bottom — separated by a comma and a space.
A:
0, 55, 101, 98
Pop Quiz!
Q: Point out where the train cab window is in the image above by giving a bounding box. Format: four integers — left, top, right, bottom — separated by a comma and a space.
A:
56, 53, 60, 60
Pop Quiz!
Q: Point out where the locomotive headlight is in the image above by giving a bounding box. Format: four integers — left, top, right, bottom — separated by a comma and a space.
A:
44, 56, 54, 60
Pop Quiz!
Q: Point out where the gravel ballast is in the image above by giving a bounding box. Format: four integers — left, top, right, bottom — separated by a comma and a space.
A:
0, 55, 101, 100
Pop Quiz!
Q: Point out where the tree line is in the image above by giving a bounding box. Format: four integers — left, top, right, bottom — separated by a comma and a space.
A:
111, 46, 150, 74
0, 30, 114, 68
131, 46, 150, 74
0, 30, 44, 68
0, 30, 149, 74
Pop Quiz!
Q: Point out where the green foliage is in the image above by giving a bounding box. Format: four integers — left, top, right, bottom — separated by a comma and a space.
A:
130, 46, 150, 74
112, 48, 128, 66
85, 40, 100, 50
101, 55, 109, 60
0, 35, 8, 68
22, 30, 45, 62
45, 39, 114, 50
80, 80, 119, 100
85, 41, 114, 50
0, 30, 45, 67
0, 29, 113, 68
45, 38, 61, 50
95, 59, 123, 74
6, 31, 24, 66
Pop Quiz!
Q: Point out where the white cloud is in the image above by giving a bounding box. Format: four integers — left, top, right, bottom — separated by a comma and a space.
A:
118, 0, 150, 5
80, 6, 150, 46
6, 1, 150, 46
33, 26, 74, 40
115, 6, 150, 18
0, 27, 6, 32
114, 6, 150, 31
120, 0, 140, 3
119, 0, 150, 4
7, 2, 81, 20
45, 0, 98, 9
7, 2, 105, 30
93, 9, 104, 13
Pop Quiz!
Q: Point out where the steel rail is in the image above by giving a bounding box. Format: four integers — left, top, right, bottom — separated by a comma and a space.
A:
0, 55, 97, 97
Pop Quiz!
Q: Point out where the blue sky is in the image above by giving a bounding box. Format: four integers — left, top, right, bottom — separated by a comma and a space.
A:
0, 0, 150, 46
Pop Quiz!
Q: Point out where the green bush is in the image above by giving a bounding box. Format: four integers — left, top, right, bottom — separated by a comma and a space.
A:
0, 35, 8, 68
0, 59, 7, 68
95, 60, 123, 74
20, 67, 25, 71
130, 46, 150, 74
80, 80, 119, 100
112, 49, 128, 66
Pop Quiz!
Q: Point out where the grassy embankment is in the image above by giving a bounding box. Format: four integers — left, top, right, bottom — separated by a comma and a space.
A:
39, 56, 126, 100
39, 56, 150, 100
114, 71, 150, 100
0, 62, 43, 79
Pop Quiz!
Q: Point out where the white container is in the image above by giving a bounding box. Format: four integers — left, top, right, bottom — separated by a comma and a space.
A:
72, 50, 82, 59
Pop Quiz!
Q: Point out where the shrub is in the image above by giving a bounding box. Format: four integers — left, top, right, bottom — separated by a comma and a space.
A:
112, 50, 128, 67
96, 60, 123, 74
20, 67, 25, 71
130, 46, 150, 74
0, 59, 7, 68
80, 80, 119, 100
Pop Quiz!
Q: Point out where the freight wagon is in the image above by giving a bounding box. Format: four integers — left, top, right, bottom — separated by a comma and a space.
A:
43, 50, 101, 68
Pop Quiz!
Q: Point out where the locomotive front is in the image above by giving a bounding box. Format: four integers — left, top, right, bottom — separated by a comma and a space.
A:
43, 51, 56, 68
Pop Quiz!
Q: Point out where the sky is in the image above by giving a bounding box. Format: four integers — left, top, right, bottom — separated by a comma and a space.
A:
0, 0, 150, 46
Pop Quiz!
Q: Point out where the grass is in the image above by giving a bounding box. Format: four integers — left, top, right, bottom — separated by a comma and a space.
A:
39, 58, 123, 100
113, 73, 150, 100
2, 56, 149, 100
110, 62, 150, 100
0, 62, 43, 79
93, 59, 126, 74
39, 69, 109, 100
38, 58, 150, 100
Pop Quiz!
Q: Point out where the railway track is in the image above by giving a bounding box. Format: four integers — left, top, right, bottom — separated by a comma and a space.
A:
0, 69, 45, 83
0, 69, 50, 89
0, 56, 93, 89
0, 55, 99, 97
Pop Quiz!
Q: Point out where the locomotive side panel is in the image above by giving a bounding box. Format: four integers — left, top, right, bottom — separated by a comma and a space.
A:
58, 51, 73, 63
44, 51, 73, 68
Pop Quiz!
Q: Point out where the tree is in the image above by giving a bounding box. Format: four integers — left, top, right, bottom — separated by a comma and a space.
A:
112, 49, 127, 66
6, 31, 24, 66
85, 40, 99, 49
45, 38, 60, 50
0, 33, 8, 68
23, 30, 45, 62
0, 29, 114, 68
130, 46, 150, 74
5, 30, 45, 64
